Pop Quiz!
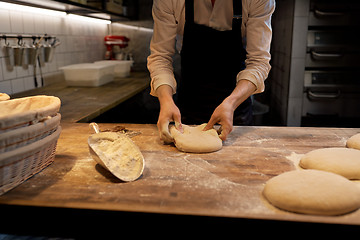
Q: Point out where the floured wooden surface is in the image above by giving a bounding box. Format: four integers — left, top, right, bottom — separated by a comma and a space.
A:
1, 123, 360, 225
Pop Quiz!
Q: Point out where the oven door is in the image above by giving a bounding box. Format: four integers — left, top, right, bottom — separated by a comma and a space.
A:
303, 70, 360, 121
304, 70, 360, 89
309, 0, 360, 27
303, 90, 360, 118
306, 30, 360, 68
307, 30, 360, 51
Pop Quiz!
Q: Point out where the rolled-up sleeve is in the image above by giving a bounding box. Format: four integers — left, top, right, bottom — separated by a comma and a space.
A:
147, 0, 178, 97
238, 0, 275, 94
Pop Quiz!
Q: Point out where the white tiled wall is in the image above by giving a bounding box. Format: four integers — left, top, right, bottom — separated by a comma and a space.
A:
110, 23, 153, 71
0, 7, 108, 95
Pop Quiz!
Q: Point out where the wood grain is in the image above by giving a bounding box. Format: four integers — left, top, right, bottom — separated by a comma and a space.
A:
1, 123, 359, 226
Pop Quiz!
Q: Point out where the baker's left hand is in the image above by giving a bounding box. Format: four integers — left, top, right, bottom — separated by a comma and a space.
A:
203, 99, 234, 141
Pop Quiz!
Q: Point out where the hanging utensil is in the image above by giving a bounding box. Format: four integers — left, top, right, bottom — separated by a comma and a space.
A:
14, 36, 25, 67
45, 38, 61, 63
33, 55, 38, 88
32, 36, 44, 88
28, 44, 38, 66
4, 42, 14, 69
29, 37, 38, 66
13, 46, 24, 66
37, 54, 44, 87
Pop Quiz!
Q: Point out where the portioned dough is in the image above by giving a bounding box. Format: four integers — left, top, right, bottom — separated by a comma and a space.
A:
263, 170, 360, 216
170, 123, 222, 153
0, 93, 10, 101
88, 132, 145, 182
299, 147, 360, 180
347, 133, 360, 150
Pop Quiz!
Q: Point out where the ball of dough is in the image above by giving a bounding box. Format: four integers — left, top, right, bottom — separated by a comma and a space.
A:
170, 123, 222, 153
263, 170, 360, 216
347, 133, 360, 150
299, 148, 360, 180
0, 93, 10, 101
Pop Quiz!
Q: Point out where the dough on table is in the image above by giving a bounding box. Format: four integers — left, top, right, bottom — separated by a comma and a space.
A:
299, 147, 360, 180
263, 170, 360, 216
347, 133, 360, 150
0, 93, 10, 101
170, 123, 222, 153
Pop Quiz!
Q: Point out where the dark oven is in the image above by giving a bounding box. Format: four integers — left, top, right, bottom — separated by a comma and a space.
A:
302, 0, 360, 127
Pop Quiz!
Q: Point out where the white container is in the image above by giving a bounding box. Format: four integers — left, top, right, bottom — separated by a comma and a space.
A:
60, 63, 114, 87
95, 60, 133, 78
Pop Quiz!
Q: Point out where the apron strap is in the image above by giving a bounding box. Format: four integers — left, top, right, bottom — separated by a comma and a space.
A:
185, 0, 242, 25
185, 0, 194, 23
233, 0, 242, 19
232, 0, 243, 35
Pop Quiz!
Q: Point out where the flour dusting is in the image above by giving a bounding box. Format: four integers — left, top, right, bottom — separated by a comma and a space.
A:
285, 152, 304, 170
252, 139, 271, 144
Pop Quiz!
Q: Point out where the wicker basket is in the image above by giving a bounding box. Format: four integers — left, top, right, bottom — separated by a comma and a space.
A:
0, 95, 61, 133
0, 126, 62, 195
0, 113, 61, 153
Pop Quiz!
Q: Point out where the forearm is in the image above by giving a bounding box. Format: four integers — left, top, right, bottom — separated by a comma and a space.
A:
225, 80, 256, 111
156, 85, 175, 107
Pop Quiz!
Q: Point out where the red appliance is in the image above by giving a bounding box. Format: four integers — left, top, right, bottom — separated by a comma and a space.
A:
104, 35, 130, 60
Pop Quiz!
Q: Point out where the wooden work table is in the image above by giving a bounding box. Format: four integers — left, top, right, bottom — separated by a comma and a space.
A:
1, 123, 360, 236
11, 72, 150, 123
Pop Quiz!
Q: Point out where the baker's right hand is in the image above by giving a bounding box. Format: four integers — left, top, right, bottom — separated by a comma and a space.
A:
156, 85, 183, 144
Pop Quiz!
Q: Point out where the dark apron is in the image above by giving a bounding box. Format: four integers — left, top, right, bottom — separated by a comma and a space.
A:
178, 0, 252, 125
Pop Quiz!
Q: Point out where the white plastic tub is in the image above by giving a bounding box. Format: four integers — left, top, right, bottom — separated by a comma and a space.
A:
95, 60, 133, 78
60, 63, 114, 87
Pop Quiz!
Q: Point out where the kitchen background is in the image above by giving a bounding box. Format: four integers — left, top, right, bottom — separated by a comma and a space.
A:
0, 0, 359, 127
0, 0, 153, 94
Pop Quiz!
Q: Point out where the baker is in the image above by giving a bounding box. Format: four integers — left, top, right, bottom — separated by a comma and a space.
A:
147, 0, 275, 142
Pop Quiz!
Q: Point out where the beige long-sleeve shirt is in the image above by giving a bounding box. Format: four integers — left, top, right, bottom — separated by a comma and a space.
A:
147, 0, 275, 96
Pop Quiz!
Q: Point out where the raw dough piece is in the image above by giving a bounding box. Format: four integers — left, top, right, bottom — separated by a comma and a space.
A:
88, 132, 145, 182
263, 170, 360, 215
347, 133, 360, 150
170, 123, 222, 153
299, 148, 360, 180
0, 93, 10, 101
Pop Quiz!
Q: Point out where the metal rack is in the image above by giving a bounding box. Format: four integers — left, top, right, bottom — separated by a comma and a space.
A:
1, 33, 61, 88
0, 34, 57, 44
1, 34, 53, 39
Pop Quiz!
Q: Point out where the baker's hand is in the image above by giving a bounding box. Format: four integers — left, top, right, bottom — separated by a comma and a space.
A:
203, 100, 234, 141
204, 80, 256, 140
157, 101, 182, 144
156, 85, 183, 144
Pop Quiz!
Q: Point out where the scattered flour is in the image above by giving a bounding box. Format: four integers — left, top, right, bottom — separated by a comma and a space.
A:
252, 139, 271, 144
285, 152, 304, 170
